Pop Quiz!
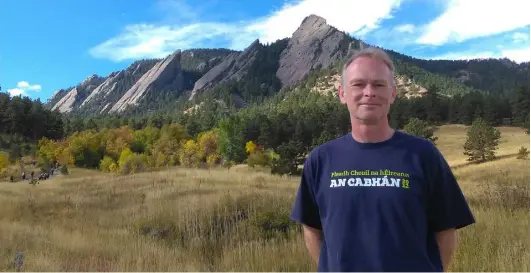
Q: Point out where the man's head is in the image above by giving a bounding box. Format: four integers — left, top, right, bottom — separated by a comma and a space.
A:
338, 47, 396, 126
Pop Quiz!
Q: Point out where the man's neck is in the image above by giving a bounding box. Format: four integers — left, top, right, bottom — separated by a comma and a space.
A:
351, 121, 395, 143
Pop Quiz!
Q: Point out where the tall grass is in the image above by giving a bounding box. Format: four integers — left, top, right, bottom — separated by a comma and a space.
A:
0, 125, 528, 271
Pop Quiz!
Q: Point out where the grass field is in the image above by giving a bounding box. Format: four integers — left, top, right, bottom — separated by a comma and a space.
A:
0, 125, 529, 271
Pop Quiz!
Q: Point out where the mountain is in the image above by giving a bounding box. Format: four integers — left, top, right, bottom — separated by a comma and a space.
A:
275, 14, 353, 88
46, 14, 529, 117
190, 39, 262, 100
109, 50, 184, 113
50, 74, 105, 113
46, 48, 235, 115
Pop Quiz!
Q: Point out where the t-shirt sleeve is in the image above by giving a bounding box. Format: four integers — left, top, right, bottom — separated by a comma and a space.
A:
426, 144, 476, 233
290, 151, 322, 230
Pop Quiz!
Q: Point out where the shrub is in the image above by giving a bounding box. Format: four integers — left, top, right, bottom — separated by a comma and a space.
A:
516, 146, 529, 160
99, 156, 117, 172
119, 154, 148, 175
247, 151, 270, 167
60, 164, 69, 175
179, 140, 202, 167
247, 207, 298, 240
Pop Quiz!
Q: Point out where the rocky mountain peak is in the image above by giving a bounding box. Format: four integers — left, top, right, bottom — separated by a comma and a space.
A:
189, 39, 262, 100
299, 14, 328, 31
276, 14, 351, 88
108, 50, 184, 113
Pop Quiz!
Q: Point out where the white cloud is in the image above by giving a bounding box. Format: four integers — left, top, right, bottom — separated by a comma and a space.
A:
89, 0, 404, 62
246, 0, 403, 43
17, 81, 29, 88
6, 81, 42, 97
501, 48, 530, 63
426, 46, 530, 63
417, 0, 530, 45
428, 51, 497, 61
394, 24, 415, 33
512, 32, 530, 44
7, 88, 25, 97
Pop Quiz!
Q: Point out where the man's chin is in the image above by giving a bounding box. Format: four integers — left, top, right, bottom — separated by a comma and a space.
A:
353, 114, 381, 125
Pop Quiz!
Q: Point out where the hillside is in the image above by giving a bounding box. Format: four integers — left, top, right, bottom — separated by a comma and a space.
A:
44, 14, 529, 118
0, 125, 528, 271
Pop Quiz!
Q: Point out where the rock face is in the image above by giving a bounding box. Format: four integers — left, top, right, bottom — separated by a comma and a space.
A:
79, 59, 159, 113
109, 50, 183, 113
46, 88, 70, 108
51, 74, 104, 113
276, 14, 352, 88
189, 39, 262, 100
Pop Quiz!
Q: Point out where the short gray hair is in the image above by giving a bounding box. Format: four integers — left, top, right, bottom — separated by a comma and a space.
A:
341, 47, 395, 87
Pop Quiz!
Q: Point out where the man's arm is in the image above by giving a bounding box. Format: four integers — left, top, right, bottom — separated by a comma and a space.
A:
290, 151, 323, 267
436, 228, 457, 271
303, 224, 323, 266
425, 144, 475, 271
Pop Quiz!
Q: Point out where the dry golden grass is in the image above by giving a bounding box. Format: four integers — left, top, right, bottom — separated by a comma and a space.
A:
0, 124, 529, 271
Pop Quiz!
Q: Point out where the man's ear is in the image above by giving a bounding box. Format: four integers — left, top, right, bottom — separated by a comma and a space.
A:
338, 84, 347, 104
390, 86, 397, 104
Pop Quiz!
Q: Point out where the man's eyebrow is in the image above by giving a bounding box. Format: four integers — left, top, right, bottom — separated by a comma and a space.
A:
349, 79, 366, 84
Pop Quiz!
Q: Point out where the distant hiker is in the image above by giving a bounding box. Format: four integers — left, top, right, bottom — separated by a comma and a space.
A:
290, 47, 475, 272
30, 171, 34, 180
21, 172, 25, 180
10, 176, 13, 183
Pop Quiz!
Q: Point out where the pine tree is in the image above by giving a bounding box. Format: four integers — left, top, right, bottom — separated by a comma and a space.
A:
463, 117, 501, 163
402, 117, 438, 143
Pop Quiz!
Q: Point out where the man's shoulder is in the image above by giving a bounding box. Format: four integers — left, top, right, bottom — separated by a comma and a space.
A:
395, 131, 444, 163
396, 131, 438, 151
306, 134, 349, 160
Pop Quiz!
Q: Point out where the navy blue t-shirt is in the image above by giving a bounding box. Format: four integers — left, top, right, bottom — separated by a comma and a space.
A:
290, 131, 475, 272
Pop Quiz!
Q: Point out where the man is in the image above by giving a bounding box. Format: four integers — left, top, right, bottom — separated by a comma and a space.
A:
290, 47, 475, 272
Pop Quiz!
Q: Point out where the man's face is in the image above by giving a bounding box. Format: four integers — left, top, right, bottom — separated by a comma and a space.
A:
338, 56, 396, 125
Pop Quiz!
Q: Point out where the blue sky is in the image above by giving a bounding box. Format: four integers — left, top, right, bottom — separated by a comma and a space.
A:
1, 0, 529, 102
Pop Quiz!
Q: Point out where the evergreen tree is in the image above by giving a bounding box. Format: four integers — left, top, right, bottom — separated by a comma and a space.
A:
402, 117, 438, 143
463, 117, 501, 163
218, 116, 246, 163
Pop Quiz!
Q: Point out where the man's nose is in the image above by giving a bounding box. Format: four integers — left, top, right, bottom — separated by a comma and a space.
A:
363, 85, 376, 97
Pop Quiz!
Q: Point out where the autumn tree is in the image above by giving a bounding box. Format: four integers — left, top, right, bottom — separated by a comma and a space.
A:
150, 135, 181, 167
179, 139, 202, 167
100, 156, 117, 172
0, 152, 8, 176
463, 117, 501, 163
197, 129, 220, 166
402, 117, 438, 143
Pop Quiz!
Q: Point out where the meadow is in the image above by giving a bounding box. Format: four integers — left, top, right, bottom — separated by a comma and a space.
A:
0, 125, 529, 271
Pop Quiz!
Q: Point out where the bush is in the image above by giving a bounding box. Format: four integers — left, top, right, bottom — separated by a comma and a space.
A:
179, 140, 202, 167
135, 218, 184, 244
516, 146, 529, 160
247, 151, 270, 167
99, 156, 117, 172
247, 207, 298, 240
60, 164, 69, 175
119, 154, 148, 175
0, 153, 8, 177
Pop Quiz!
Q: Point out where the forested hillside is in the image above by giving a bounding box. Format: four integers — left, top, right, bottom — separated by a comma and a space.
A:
388, 49, 530, 95
41, 15, 529, 118
0, 92, 64, 161
1, 14, 529, 175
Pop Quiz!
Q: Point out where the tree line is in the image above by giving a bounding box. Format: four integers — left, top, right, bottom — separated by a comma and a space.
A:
23, 76, 528, 176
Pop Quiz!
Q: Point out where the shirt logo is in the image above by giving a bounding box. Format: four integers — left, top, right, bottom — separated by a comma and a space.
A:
329, 169, 410, 189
